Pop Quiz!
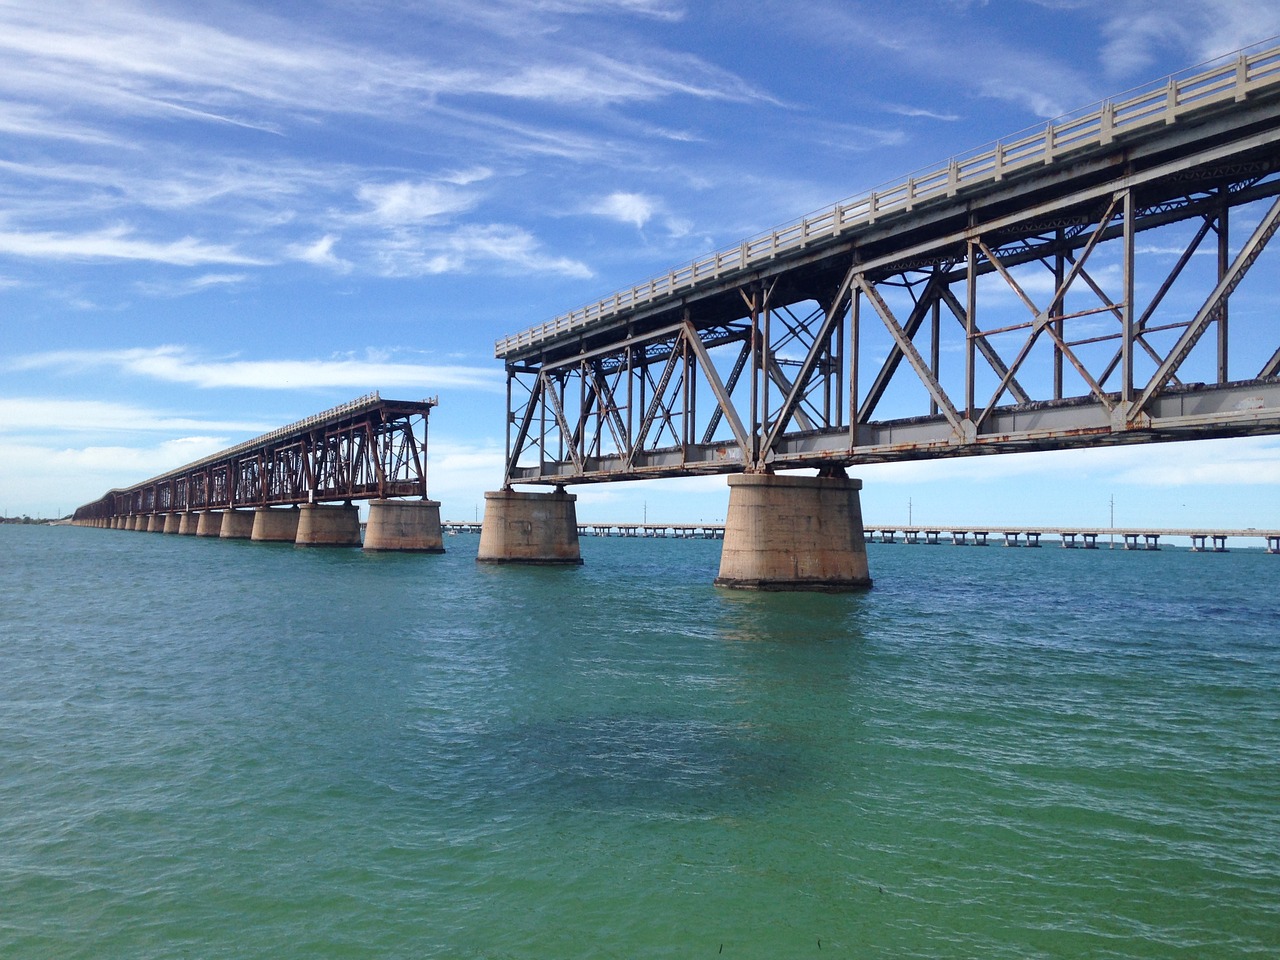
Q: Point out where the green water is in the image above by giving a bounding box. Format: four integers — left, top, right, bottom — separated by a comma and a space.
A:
1, 525, 1277, 958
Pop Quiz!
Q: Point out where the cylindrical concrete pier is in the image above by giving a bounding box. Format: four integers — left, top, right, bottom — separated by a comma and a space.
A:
219, 509, 255, 540
196, 511, 224, 537
363, 499, 445, 553
148, 514, 165, 533
163, 513, 181, 534
477, 488, 582, 564
296, 503, 362, 547
177, 512, 199, 535
714, 472, 871, 591
251, 507, 301, 542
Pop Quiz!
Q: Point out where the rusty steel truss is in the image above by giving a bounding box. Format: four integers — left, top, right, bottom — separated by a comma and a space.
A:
497, 44, 1280, 486
73, 393, 436, 522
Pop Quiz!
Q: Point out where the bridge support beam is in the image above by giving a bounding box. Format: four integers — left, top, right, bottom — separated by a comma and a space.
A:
296, 503, 362, 547
196, 511, 223, 537
477, 488, 582, 565
714, 472, 872, 592
363, 499, 445, 553
219, 509, 255, 540
251, 507, 300, 543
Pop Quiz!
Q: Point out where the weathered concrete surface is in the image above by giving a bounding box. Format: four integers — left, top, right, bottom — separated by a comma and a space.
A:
477, 488, 582, 564
714, 472, 871, 591
250, 507, 301, 542
177, 512, 199, 535
196, 511, 224, 537
219, 509, 255, 540
163, 513, 182, 534
363, 499, 445, 553
147, 514, 165, 533
296, 503, 362, 547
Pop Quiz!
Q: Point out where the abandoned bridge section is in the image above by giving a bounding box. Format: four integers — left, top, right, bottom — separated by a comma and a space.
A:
496, 43, 1280, 486
483, 43, 1280, 589
73, 393, 445, 550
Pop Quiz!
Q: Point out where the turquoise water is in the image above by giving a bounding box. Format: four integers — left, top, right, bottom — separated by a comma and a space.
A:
2, 524, 1278, 959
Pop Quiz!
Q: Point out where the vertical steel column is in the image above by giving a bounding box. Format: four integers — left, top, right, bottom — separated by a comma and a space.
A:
1218, 188, 1230, 382
848, 284, 861, 446
747, 287, 761, 467
965, 238, 977, 418
930, 296, 941, 417
1122, 188, 1135, 405
1053, 230, 1065, 400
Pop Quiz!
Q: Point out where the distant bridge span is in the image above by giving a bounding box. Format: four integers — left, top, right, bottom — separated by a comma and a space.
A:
495, 43, 1280, 487
73, 393, 437, 525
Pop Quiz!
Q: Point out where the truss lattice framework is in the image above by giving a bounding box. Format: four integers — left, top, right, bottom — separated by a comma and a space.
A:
503, 167, 1280, 486
73, 395, 437, 522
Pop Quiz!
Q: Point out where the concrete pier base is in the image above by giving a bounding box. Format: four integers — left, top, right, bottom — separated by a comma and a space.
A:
296, 503, 362, 547
477, 488, 582, 564
148, 514, 165, 533
714, 472, 872, 591
196, 511, 224, 537
163, 513, 182, 534
177, 512, 199, 535
251, 507, 300, 542
363, 499, 445, 553
219, 509, 255, 540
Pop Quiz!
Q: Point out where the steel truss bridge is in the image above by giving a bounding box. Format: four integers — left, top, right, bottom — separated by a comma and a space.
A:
496, 43, 1280, 487
73, 394, 436, 524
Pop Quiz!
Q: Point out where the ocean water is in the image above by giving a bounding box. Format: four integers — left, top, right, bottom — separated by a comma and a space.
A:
1, 523, 1278, 959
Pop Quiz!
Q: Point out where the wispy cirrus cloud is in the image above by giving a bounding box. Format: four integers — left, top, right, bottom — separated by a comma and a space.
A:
0, 225, 268, 266
0, 396, 272, 435
9, 345, 504, 392
366, 224, 592, 279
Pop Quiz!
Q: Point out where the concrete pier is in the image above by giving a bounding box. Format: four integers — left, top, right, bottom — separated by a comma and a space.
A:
363, 499, 445, 553
177, 512, 199, 535
219, 509, 255, 540
477, 488, 582, 564
148, 514, 165, 533
296, 503, 362, 547
250, 507, 300, 542
196, 511, 224, 537
714, 472, 871, 591
163, 513, 181, 534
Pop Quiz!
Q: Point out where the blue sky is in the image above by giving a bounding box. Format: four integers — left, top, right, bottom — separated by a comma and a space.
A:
2, 0, 1280, 531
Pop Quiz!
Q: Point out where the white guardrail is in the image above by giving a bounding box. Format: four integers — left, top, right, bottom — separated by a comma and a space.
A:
495, 40, 1280, 359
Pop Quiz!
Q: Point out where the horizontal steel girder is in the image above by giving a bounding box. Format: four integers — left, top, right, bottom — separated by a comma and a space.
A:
508, 380, 1280, 483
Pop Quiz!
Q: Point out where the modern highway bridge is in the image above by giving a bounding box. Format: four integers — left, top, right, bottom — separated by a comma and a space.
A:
73, 393, 446, 550
479, 43, 1280, 588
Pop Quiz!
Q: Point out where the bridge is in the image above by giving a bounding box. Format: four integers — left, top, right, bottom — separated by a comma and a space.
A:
72, 393, 446, 550
479, 43, 1280, 589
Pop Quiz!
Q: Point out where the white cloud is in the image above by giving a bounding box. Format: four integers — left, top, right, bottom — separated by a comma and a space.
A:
369, 224, 592, 278
287, 234, 352, 273
0, 397, 270, 436
590, 191, 659, 229
356, 180, 479, 225
0, 225, 268, 266
9, 345, 504, 392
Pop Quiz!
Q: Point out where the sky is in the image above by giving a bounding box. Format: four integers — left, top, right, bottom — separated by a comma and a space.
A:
2, 0, 1280, 533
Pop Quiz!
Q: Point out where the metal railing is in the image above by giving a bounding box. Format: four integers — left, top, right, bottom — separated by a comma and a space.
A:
496, 40, 1280, 359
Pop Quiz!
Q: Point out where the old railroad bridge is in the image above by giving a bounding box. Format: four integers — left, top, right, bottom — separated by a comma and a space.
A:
76, 43, 1280, 586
